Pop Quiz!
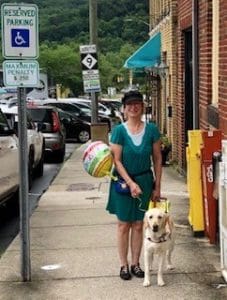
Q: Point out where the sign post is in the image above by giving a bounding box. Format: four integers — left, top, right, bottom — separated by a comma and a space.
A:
80, 44, 100, 124
1, 2, 39, 281
17, 86, 31, 281
80, 44, 101, 95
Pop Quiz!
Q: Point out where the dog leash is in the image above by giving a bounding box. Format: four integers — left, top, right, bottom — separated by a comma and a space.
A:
136, 196, 146, 212
137, 197, 170, 213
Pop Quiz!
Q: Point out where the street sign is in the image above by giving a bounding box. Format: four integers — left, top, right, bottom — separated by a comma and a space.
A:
1, 3, 39, 59
80, 44, 101, 93
3, 60, 39, 87
82, 69, 101, 93
81, 53, 98, 70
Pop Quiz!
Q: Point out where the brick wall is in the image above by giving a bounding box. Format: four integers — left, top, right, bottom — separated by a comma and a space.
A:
219, 0, 227, 137
177, 0, 192, 172
198, 0, 212, 130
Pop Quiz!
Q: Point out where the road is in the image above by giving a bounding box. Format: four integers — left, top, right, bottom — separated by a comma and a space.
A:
0, 143, 79, 257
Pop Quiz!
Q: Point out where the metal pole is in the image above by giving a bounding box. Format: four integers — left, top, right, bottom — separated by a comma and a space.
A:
17, 87, 31, 281
89, 0, 98, 124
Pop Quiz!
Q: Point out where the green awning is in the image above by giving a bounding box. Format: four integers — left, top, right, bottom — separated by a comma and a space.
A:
124, 32, 161, 69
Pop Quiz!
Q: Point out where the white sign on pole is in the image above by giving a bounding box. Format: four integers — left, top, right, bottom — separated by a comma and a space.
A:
80, 44, 101, 93
82, 70, 101, 93
3, 60, 39, 87
1, 3, 39, 59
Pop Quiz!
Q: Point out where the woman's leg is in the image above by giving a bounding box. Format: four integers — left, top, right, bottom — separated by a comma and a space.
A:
117, 221, 131, 266
131, 221, 143, 265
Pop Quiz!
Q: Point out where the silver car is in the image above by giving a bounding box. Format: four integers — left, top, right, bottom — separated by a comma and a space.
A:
0, 109, 19, 205
27, 106, 66, 163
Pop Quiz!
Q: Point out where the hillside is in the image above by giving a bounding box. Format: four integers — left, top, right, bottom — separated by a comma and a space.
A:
1, 0, 149, 52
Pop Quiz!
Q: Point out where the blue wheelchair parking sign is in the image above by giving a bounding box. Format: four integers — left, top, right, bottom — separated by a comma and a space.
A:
11, 29, 30, 48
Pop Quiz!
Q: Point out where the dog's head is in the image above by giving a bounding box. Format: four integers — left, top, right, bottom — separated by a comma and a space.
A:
144, 208, 169, 233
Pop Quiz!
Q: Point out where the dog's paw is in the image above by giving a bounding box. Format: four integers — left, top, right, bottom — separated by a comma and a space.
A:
167, 264, 174, 270
143, 280, 151, 287
157, 276, 165, 286
157, 279, 165, 287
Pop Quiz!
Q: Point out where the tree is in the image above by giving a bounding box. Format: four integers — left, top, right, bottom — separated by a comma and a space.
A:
39, 42, 83, 96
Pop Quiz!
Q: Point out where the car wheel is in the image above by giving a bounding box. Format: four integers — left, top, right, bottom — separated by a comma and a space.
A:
35, 148, 44, 177
54, 145, 65, 163
7, 189, 19, 216
77, 129, 90, 143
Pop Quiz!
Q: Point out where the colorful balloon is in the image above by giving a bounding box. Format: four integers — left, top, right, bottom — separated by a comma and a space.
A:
83, 141, 113, 178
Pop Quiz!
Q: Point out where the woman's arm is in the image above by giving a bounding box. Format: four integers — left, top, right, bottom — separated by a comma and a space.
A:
152, 139, 162, 200
111, 143, 142, 198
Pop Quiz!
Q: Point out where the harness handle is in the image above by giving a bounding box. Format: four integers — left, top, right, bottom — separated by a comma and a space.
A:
150, 197, 170, 213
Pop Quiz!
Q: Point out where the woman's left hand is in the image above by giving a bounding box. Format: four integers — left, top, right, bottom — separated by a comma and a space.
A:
152, 188, 161, 201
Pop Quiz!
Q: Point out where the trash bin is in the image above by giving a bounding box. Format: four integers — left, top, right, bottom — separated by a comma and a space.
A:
200, 130, 222, 244
91, 123, 109, 145
187, 130, 205, 236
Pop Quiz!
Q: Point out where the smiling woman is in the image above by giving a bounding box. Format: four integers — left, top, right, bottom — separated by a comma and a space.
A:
106, 90, 162, 280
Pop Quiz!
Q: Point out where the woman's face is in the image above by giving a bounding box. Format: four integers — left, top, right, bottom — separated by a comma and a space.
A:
125, 101, 143, 118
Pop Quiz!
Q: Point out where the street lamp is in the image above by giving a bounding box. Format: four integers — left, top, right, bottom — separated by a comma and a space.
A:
158, 61, 169, 78
145, 61, 169, 131
125, 18, 150, 27
125, 17, 151, 34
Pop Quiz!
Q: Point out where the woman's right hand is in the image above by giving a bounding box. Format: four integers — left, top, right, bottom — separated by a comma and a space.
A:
128, 181, 142, 198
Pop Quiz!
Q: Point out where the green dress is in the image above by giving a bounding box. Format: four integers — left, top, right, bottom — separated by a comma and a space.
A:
106, 122, 160, 222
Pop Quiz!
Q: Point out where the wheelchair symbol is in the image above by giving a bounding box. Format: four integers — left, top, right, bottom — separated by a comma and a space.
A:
15, 32, 26, 46
11, 29, 29, 48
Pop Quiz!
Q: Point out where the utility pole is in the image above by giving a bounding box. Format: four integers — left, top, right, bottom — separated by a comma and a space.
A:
89, 0, 98, 124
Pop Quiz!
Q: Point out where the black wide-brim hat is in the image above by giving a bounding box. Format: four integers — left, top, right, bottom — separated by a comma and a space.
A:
121, 90, 143, 106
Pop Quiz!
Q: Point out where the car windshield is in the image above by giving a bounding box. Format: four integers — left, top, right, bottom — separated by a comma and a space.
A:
73, 102, 91, 114
27, 108, 52, 123
70, 103, 91, 116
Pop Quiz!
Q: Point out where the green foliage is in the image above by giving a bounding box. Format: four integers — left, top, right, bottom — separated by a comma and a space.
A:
39, 42, 83, 96
1, 0, 149, 95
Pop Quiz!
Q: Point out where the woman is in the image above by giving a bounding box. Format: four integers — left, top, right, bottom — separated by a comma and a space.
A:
106, 90, 162, 280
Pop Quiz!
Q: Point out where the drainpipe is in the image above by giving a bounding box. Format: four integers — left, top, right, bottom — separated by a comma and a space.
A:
192, 0, 199, 129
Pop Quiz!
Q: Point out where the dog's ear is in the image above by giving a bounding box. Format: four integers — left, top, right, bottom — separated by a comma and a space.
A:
164, 214, 174, 233
143, 213, 150, 229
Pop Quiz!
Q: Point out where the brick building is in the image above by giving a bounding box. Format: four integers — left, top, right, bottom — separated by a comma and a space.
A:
177, 0, 226, 173
124, 0, 227, 174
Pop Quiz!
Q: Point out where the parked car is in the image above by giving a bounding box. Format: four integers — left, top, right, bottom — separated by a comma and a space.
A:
27, 105, 66, 163
42, 100, 112, 131
57, 98, 123, 124
59, 98, 112, 116
99, 98, 123, 123
0, 108, 19, 206
0, 105, 45, 184
99, 98, 122, 111
58, 109, 91, 143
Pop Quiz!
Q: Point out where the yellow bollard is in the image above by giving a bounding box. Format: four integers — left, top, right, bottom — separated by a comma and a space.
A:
187, 130, 205, 236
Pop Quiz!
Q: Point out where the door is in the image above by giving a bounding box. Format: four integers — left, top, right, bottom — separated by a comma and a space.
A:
184, 29, 193, 169
184, 29, 193, 142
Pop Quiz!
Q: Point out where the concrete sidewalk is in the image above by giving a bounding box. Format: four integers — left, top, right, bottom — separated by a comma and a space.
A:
0, 143, 227, 300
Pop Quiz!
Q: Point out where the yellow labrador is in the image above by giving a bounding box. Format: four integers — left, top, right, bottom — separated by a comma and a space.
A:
143, 207, 175, 287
